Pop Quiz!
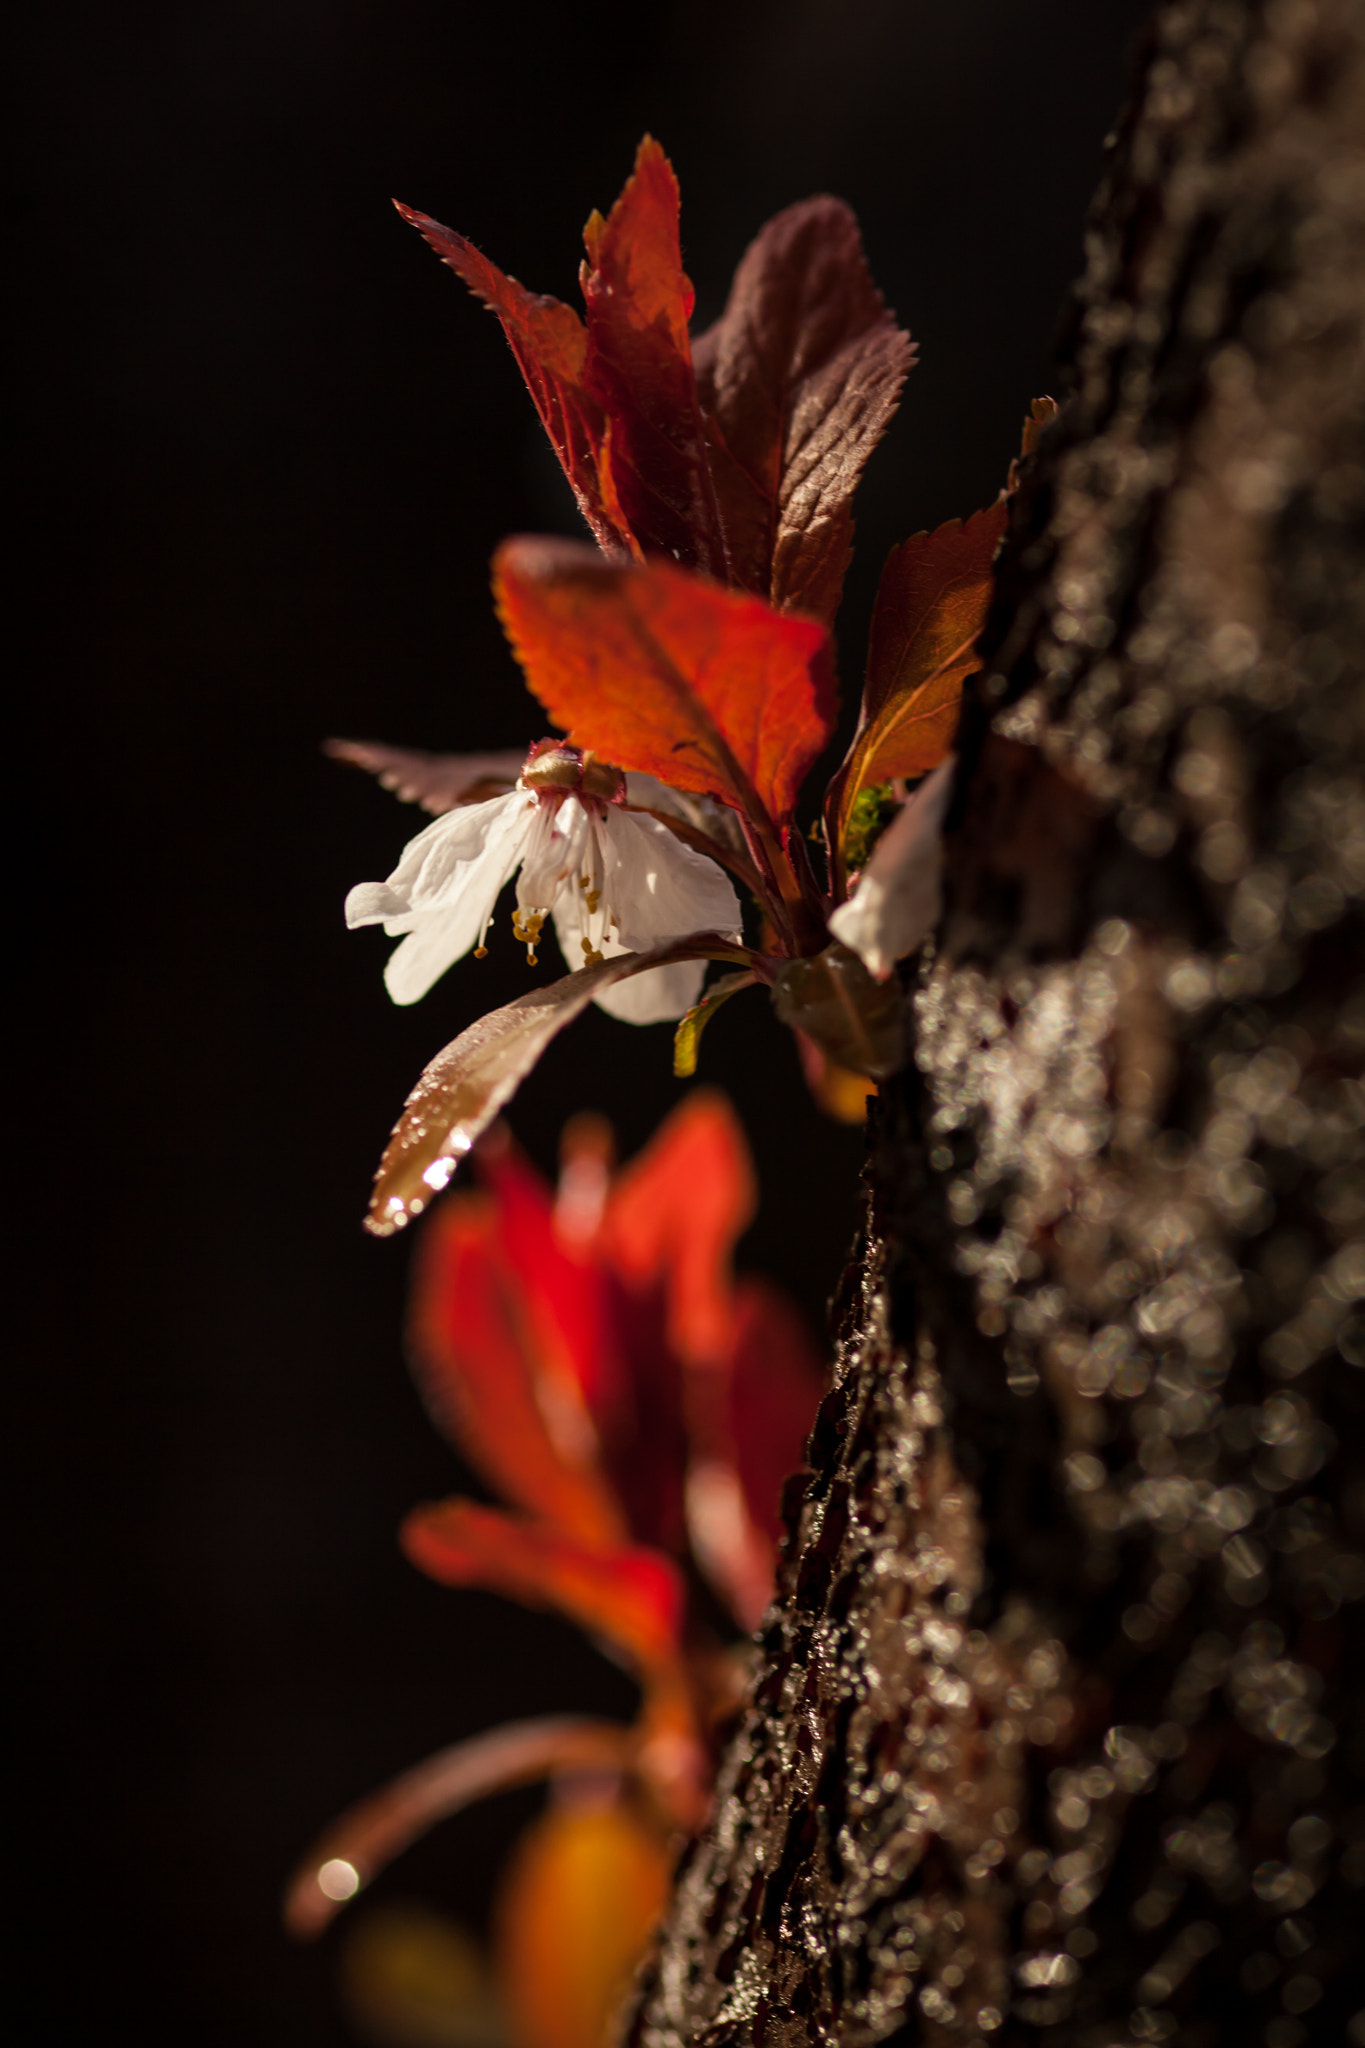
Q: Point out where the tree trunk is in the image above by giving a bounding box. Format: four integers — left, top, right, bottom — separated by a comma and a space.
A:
627, 2, 1365, 2042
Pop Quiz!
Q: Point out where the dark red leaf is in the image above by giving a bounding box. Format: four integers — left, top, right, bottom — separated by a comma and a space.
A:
579, 137, 728, 577
770, 942, 905, 1080
325, 738, 524, 813
494, 538, 831, 825
365, 936, 749, 1237
693, 197, 915, 623
393, 201, 628, 555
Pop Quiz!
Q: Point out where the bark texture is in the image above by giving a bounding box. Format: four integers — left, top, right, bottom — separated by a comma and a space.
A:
627, 2, 1365, 2042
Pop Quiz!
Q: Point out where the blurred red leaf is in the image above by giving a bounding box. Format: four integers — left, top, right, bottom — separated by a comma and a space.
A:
365, 935, 749, 1236
401, 1499, 684, 1672
475, 1142, 615, 1415
494, 1800, 673, 2048
580, 137, 727, 577
828, 503, 1006, 857
494, 538, 832, 824
408, 1195, 624, 1550
693, 197, 916, 624
601, 1090, 755, 1368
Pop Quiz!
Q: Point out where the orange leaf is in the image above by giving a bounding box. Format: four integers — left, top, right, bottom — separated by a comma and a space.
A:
494, 538, 831, 824
401, 1499, 684, 1673
601, 1090, 755, 1368
580, 137, 727, 577
693, 197, 916, 623
407, 1196, 625, 1550
829, 502, 1006, 857
495, 1801, 672, 2048
393, 203, 628, 557
365, 936, 749, 1236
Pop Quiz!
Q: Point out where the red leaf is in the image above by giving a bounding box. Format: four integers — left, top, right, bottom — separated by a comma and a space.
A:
494, 538, 831, 825
601, 1091, 755, 1368
365, 935, 749, 1237
693, 197, 915, 623
580, 137, 727, 577
828, 502, 1006, 860
477, 1141, 623, 1420
401, 1499, 683, 1672
408, 1195, 625, 1550
393, 202, 627, 556
284, 1716, 634, 1939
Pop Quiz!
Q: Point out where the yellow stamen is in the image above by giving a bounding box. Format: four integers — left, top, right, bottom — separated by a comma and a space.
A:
474, 945, 488, 959
511, 908, 545, 965
581, 939, 604, 965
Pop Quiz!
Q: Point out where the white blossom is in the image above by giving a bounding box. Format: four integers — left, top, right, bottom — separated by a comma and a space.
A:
827, 759, 955, 978
345, 747, 742, 1024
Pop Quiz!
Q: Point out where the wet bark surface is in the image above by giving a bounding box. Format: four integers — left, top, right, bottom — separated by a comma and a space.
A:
626, 3, 1365, 2042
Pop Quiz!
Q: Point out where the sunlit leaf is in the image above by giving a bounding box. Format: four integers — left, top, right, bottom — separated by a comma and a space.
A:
494, 1801, 672, 2048
672, 970, 758, 1079
284, 1716, 634, 1939
494, 539, 831, 824
326, 738, 525, 814
601, 1090, 755, 1369
828, 503, 1006, 861
580, 137, 727, 577
365, 936, 750, 1237
408, 1196, 625, 1549
693, 196, 916, 624
401, 1499, 683, 1671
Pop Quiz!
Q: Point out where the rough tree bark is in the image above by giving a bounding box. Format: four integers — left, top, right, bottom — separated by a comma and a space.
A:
626, 3, 1365, 2043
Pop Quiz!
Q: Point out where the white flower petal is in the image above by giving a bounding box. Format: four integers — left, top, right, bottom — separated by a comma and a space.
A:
603, 809, 742, 953
548, 808, 737, 1025
346, 789, 533, 1005
827, 759, 956, 979
623, 772, 746, 858
595, 956, 709, 1024
515, 795, 589, 915
550, 890, 710, 1021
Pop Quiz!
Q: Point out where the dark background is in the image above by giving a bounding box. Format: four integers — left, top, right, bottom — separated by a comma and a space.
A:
9, 4, 1146, 2041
